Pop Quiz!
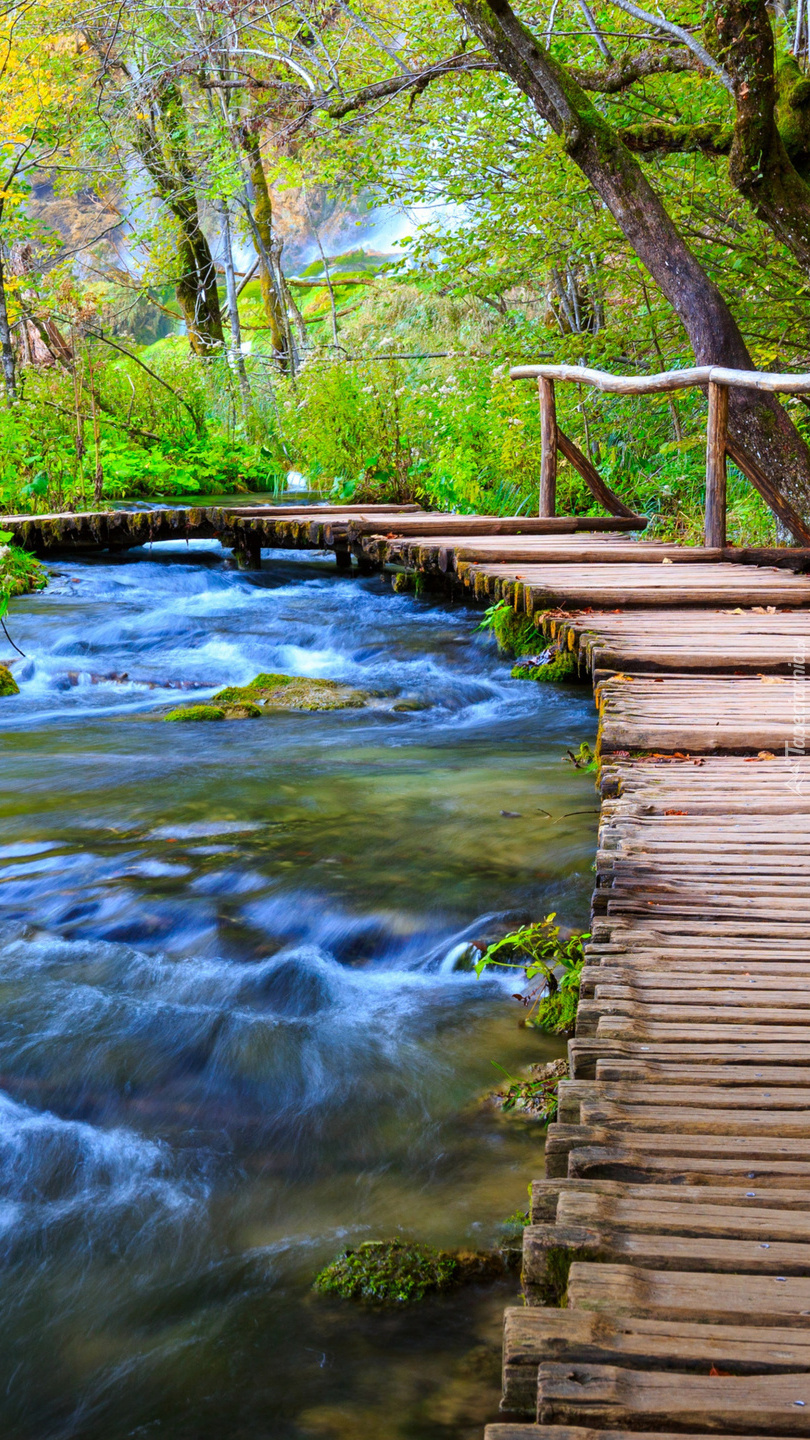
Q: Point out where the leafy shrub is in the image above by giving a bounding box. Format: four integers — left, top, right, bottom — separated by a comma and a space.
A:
476, 913, 588, 1035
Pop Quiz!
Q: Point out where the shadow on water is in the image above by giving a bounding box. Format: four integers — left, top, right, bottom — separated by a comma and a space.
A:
0, 537, 598, 1440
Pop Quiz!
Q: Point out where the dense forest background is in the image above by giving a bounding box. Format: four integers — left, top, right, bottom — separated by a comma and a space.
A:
3, 0, 810, 543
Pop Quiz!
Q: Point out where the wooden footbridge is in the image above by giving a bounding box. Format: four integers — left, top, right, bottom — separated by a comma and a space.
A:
8, 362, 810, 1440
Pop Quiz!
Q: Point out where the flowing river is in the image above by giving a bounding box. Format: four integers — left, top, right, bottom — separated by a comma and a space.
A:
0, 532, 597, 1440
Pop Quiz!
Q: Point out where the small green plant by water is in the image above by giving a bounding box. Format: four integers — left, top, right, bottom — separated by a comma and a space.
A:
476, 914, 588, 1035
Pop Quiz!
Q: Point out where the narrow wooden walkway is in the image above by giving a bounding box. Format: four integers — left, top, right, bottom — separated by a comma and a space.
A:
7, 498, 810, 1438
337, 509, 810, 1440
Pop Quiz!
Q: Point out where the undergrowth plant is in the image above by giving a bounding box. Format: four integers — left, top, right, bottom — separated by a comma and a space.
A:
476, 913, 589, 1035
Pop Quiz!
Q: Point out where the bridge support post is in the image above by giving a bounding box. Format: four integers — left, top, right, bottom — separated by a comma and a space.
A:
705, 379, 728, 549
334, 539, 352, 571
538, 377, 557, 516
235, 528, 262, 569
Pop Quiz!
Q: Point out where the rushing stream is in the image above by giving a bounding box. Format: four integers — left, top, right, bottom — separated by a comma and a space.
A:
0, 531, 597, 1440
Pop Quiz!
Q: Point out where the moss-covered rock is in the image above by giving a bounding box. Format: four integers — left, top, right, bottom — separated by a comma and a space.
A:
313, 1239, 504, 1305
212, 672, 367, 712
0, 541, 47, 598
511, 650, 578, 683
0, 663, 19, 697
164, 704, 226, 722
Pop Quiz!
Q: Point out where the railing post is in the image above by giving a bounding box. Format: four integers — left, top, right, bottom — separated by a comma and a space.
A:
705, 379, 728, 548
538, 376, 557, 516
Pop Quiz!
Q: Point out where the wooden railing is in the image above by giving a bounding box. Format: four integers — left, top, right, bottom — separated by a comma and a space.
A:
510, 363, 810, 547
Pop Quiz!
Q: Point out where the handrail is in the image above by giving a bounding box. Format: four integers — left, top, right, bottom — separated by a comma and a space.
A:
510, 362, 810, 394
510, 362, 810, 546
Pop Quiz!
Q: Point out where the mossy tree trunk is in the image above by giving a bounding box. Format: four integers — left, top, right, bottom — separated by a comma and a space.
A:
705, 0, 810, 274
454, 0, 810, 535
133, 87, 224, 357
241, 128, 288, 361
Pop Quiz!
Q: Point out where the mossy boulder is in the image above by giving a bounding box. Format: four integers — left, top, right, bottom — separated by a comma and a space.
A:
0, 541, 47, 598
163, 700, 264, 722
0, 663, 19, 697
313, 1239, 504, 1305
164, 704, 226, 722
511, 650, 578, 683
212, 672, 367, 712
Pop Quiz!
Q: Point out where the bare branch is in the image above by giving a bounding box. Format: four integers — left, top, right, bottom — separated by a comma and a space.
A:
603, 0, 733, 90
570, 45, 694, 92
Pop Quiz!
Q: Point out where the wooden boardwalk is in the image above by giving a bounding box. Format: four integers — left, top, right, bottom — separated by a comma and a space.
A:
331, 507, 810, 1440
7, 498, 810, 1438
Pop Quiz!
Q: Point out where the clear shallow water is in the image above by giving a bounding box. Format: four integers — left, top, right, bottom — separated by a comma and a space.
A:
0, 541, 597, 1440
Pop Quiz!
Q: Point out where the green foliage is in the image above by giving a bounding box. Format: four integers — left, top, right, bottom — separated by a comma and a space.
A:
478, 599, 538, 656
476, 914, 588, 1035
0, 664, 20, 697
0, 541, 47, 599
564, 741, 598, 773
313, 1240, 460, 1305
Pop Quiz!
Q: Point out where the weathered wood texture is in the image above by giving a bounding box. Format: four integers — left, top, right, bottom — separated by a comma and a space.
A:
500, 756, 810, 1439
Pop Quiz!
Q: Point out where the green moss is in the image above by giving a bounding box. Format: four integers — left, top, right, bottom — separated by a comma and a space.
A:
512, 651, 578, 683
478, 599, 538, 657
164, 704, 226, 722
314, 1240, 461, 1305
313, 1239, 505, 1305
0, 663, 19, 697
212, 672, 367, 711
538, 1245, 576, 1307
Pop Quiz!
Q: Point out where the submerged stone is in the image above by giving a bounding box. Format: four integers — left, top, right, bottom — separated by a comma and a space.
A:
0, 663, 19, 697
313, 1238, 504, 1305
212, 672, 367, 712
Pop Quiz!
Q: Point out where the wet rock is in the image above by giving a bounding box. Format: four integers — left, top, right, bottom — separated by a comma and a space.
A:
212, 672, 367, 712
0, 663, 19, 697
392, 699, 429, 712
313, 1238, 505, 1305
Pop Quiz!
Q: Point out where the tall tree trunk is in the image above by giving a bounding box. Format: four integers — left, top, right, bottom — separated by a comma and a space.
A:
0, 252, 17, 402
133, 94, 225, 357
706, 0, 810, 275
455, 0, 810, 537
240, 130, 288, 359
220, 198, 252, 415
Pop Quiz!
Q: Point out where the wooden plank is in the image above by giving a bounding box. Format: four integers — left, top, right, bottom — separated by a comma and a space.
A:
486, 1429, 788, 1440
566, 1262, 810, 1324
504, 1308, 810, 1413
523, 1223, 810, 1291
531, 1181, 810, 1224
536, 1362, 810, 1434
555, 1194, 810, 1242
